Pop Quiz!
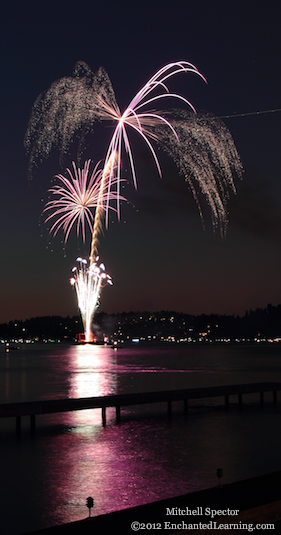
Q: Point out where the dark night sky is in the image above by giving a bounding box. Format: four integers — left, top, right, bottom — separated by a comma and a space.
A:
1, 0, 281, 323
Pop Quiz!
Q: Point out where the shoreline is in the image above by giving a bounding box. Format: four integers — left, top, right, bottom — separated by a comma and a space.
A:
23, 470, 281, 534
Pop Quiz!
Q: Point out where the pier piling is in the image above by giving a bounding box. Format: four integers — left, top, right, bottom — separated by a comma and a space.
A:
0, 382, 280, 434
102, 406, 106, 426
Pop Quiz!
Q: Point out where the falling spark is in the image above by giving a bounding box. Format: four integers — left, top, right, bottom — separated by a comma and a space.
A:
25, 60, 241, 232
24, 61, 119, 179
154, 110, 243, 234
99, 61, 206, 223
28, 61, 243, 340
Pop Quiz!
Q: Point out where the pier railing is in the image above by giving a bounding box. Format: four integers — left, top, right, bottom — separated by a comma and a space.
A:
0, 382, 280, 433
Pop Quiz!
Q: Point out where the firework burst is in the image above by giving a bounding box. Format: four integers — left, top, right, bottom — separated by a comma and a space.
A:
44, 156, 125, 244
27, 60, 243, 342
25, 60, 241, 232
43, 155, 124, 341
70, 257, 113, 342
99, 61, 206, 222
24, 62, 119, 179
155, 110, 243, 234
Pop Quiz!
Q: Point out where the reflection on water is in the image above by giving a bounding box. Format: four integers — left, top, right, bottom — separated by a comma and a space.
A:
68, 344, 117, 399
1, 343, 281, 534
67, 344, 117, 427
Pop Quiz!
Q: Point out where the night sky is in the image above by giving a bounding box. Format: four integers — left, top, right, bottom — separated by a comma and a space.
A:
1, 0, 281, 324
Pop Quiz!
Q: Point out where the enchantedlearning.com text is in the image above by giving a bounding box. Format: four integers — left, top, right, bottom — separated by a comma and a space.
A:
130, 520, 275, 531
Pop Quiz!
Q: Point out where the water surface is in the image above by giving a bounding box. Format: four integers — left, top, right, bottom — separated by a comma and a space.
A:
1, 343, 281, 534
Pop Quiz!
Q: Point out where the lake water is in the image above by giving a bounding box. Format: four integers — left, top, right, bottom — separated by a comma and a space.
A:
1, 342, 281, 534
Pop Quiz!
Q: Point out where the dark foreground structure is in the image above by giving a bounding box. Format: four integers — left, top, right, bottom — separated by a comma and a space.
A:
0, 382, 280, 433
24, 471, 281, 534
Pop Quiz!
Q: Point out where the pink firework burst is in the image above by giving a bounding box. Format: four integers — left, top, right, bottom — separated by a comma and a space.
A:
44, 159, 124, 243
100, 61, 206, 223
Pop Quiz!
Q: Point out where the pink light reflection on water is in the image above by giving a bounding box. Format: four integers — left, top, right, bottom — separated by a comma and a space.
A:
65, 344, 118, 427
36, 344, 206, 527
38, 416, 206, 528
2, 344, 281, 534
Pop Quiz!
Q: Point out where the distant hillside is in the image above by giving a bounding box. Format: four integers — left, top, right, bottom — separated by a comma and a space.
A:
1, 304, 281, 343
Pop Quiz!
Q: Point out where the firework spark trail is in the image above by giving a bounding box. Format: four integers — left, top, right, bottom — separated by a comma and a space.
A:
27, 60, 243, 340
89, 150, 118, 264
24, 61, 120, 179
25, 61, 206, 225
70, 257, 113, 342
43, 158, 124, 341
154, 110, 243, 234
44, 158, 125, 244
99, 61, 207, 223
25, 60, 241, 233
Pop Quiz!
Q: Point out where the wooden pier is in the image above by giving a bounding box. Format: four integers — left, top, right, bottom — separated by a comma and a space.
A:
0, 382, 280, 433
